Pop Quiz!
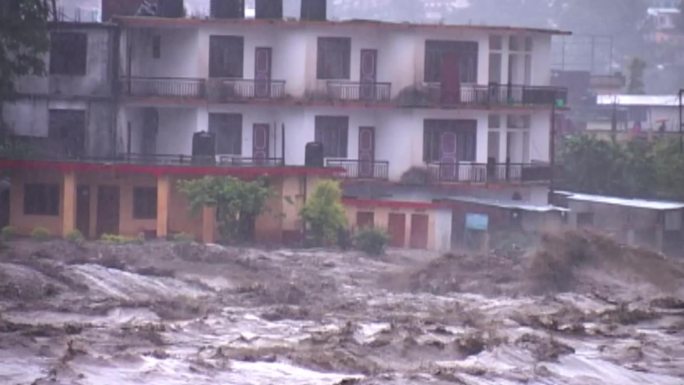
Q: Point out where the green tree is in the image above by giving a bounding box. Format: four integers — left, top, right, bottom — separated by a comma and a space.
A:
300, 180, 347, 246
559, 134, 625, 194
652, 139, 684, 200
0, 1, 53, 134
177, 176, 272, 242
627, 57, 647, 94
559, 134, 684, 200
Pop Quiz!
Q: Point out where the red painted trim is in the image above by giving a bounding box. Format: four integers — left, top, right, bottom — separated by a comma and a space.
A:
343, 198, 445, 210
0, 159, 344, 178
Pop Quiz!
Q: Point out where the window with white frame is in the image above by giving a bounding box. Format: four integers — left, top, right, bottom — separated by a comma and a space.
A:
489, 35, 503, 84
508, 35, 532, 85
506, 114, 531, 163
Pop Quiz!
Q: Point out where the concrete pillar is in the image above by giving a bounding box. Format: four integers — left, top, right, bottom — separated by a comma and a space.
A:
202, 205, 217, 244
156, 175, 170, 238
62, 171, 76, 237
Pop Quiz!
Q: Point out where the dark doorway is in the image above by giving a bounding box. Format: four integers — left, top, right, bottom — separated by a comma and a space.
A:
96, 185, 119, 237
252, 123, 270, 163
76, 185, 90, 238
141, 108, 158, 155
301, 0, 326, 20
211, 0, 244, 18
388, 213, 406, 248
254, 47, 272, 98
359, 49, 377, 100
356, 211, 374, 229
0, 188, 9, 229
48, 109, 86, 158
255, 0, 282, 19
410, 214, 429, 249
358, 126, 375, 178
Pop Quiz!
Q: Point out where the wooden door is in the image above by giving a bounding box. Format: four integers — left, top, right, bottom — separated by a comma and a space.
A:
254, 47, 272, 98
76, 185, 90, 238
96, 185, 119, 237
356, 211, 374, 229
359, 49, 377, 100
440, 51, 461, 104
388, 213, 406, 248
358, 126, 375, 178
141, 108, 158, 156
252, 124, 270, 164
439, 130, 458, 180
410, 214, 429, 249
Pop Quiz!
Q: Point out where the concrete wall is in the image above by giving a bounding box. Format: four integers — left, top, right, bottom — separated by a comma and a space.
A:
566, 200, 672, 247
15, 25, 116, 98
344, 203, 444, 251
4, 99, 116, 157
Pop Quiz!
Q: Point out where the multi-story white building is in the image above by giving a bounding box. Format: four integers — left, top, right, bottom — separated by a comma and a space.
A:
115, 0, 567, 204
0, 0, 569, 250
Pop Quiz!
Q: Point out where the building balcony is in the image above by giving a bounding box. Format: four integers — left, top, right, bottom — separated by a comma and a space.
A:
207, 79, 287, 102
119, 77, 206, 98
400, 83, 568, 108
326, 159, 390, 180
324, 81, 392, 103
428, 162, 551, 184
3, 152, 286, 168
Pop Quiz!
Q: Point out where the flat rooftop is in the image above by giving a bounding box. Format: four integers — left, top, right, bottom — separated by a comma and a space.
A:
114, 15, 571, 35
597, 94, 681, 107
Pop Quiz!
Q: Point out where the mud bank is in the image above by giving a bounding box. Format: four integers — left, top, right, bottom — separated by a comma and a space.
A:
0, 231, 683, 385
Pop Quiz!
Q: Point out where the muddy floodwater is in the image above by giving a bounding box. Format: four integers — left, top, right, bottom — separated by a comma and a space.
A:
1, 232, 683, 385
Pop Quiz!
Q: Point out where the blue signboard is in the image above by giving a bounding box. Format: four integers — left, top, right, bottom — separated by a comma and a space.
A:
465, 213, 489, 231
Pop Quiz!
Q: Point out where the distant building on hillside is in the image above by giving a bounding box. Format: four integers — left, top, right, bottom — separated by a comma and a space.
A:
587, 94, 683, 140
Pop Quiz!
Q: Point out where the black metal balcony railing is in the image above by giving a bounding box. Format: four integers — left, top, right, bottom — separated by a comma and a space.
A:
326, 159, 390, 180
119, 77, 206, 98
428, 162, 552, 183
216, 156, 284, 167
326, 81, 392, 102
422, 83, 567, 108
207, 79, 286, 102
7, 153, 287, 168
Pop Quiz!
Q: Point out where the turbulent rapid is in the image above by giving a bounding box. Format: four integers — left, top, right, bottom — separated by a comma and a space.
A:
1, 232, 683, 384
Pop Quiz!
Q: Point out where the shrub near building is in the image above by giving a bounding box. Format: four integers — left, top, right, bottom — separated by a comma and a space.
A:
300, 180, 347, 247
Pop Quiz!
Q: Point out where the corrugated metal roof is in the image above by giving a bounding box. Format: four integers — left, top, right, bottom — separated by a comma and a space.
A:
445, 196, 568, 213
561, 192, 684, 210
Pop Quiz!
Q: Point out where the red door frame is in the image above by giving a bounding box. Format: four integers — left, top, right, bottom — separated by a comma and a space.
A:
358, 126, 375, 178
252, 123, 270, 164
388, 213, 406, 248
254, 47, 272, 98
410, 214, 429, 249
360, 49, 377, 100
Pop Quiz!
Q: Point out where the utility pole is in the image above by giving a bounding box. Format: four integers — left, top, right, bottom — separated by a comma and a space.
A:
611, 96, 618, 143
679, 89, 683, 152
549, 91, 557, 201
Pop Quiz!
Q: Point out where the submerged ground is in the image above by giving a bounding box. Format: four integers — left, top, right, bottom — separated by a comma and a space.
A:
0, 231, 683, 385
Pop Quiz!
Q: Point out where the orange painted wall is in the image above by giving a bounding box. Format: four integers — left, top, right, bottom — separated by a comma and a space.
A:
168, 176, 205, 241
9, 170, 331, 244
9, 170, 63, 237
344, 204, 439, 251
